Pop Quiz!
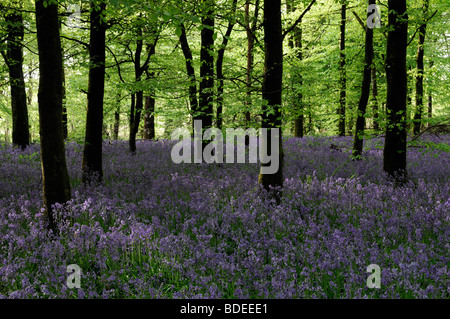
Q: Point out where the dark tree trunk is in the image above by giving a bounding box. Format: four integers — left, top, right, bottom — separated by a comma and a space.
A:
383, 0, 408, 183
293, 21, 304, 138
244, 0, 259, 137
371, 66, 379, 131
143, 94, 155, 140
129, 93, 135, 140
178, 23, 198, 130
353, 0, 375, 159
406, 66, 412, 132
427, 61, 433, 122
216, 0, 237, 130
129, 27, 144, 154
35, 0, 71, 232
129, 29, 158, 152
413, 0, 429, 136
59, 19, 68, 140
258, 0, 284, 200
113, 109, 120, 140
62, 64, 68, 140
82, 1, 106, 183
338, 2, 347, 137
199, 1, 215, 132
5, 11, 29, 149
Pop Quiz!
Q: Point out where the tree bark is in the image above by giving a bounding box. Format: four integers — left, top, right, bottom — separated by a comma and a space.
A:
413, 0, 429, 135
5, 11, 29, 149
216, 0, 237, 130
35, 0, 71, 232
244, 0, 259, 138
338, 2, 347, 137
113, 109, 120, 140
82, 0, 107, 183
383, 0, 408, 183
258, 0, 284, 201
143, 94, 155, 140
353, 0, 375, 159
178, 23, 198, 133
371, 66, 379, 131
293, 20, 304, 138
199, 0, 215, 133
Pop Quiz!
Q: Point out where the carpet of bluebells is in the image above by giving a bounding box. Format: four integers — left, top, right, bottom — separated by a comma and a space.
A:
0, 134, 449, 299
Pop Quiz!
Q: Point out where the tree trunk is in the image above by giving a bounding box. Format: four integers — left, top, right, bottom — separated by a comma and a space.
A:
35, 0, 71, 232
113, 109, 120, 140
129, 93, 135, 141
413, 0, 429, 135
178, 23, 198, 130
371, 66, 379, 131
5, 11, 29, 149
258, 0, 284, 201
199, 0, 215, 133
129, 27, 144, 154
338, 2, 346, 137
216, 0, 237, 130
244, 0, 259, 138
143, 94, 155, 140
82, 0, 106, 183
383, 0, 408, 183
293, 20, 304, 138
352, 0, 375, 159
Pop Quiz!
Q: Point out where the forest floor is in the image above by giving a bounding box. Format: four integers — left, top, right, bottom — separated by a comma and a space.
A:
0, 134, 448, 298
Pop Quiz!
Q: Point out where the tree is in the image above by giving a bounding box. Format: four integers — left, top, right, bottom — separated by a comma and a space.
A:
35, 0, 71, 232
383, 0, 408, 182
82, 0, 107, 183
2, 8, 29, 149
338, 0, 347, 137
198, 0, 215, 133
285, 0, 316, 138
352, 0, 375, 159
412, 0, 430, 135
258, 0, 284, 200
243, 0, 260, 137
216, 0, 237, 130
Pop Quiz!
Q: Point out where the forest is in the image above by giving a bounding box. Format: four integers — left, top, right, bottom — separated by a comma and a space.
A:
0, 0, 449, 300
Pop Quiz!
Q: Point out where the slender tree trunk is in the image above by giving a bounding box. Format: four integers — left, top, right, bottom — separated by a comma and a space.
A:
129, 27, 144, 154
5, 11, 29, 149
35, 0, 71, 232
178, 23, 198, 130
338, 1, 347, 137
59, 19, 68, 140
199, 0, 215, 133
62, 61, 68, 140
113, 109, 120, 140
82, 1, 106, 183
383, 0, 408, 183
353, 0, 375, 159
129, 93, 135, 140
258, 0, 284, 201
427, 60, 433, 122
406, 66, 412, 132
293, 20, 304, 138
413, 0, 429, 136
216, 0, 237, 130
371, 66, 379, 131
244, 0, 259, 137
143, 94, 155, 140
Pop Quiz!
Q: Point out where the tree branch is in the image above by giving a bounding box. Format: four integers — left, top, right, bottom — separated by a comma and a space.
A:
282, 0, 317, 40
